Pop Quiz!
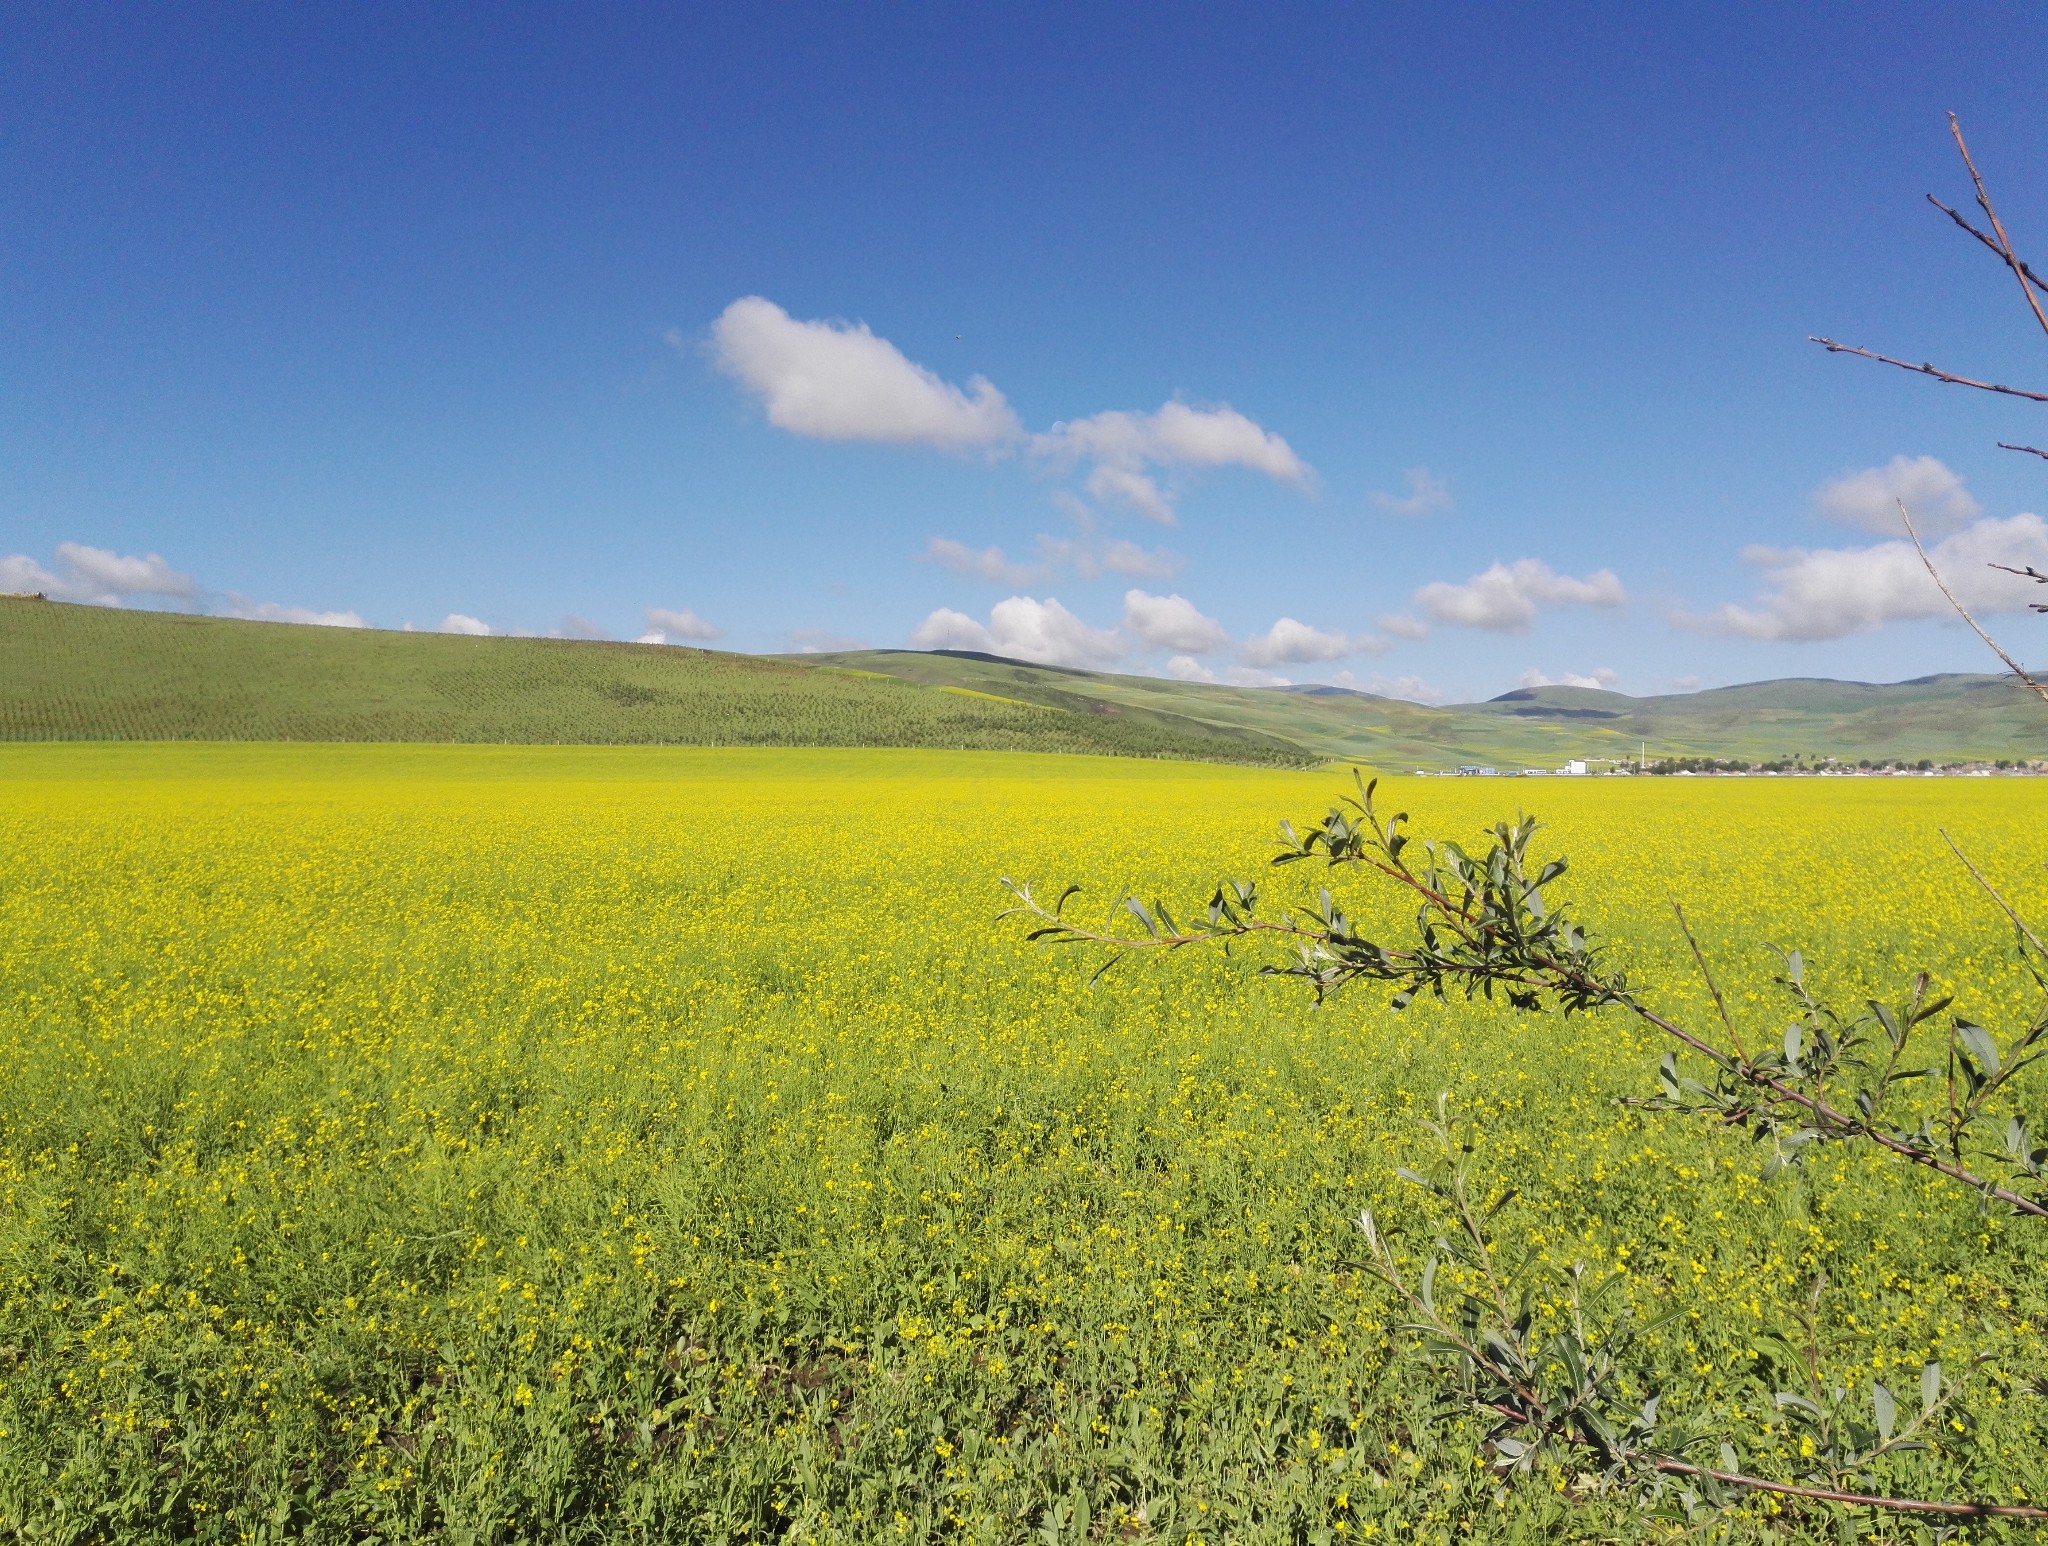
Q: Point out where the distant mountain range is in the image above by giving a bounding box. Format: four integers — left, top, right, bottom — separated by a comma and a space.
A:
4, 596, 2044, 768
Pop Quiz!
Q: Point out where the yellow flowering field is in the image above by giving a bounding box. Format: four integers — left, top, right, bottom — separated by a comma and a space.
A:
1, 743, 2045, 1543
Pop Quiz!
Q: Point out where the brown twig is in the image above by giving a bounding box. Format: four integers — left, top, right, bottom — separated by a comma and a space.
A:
1652, 1460, 2048, 1521
1997, 442, 2048, 461
1807, 339, 2048, 403
1941, 827, 2048, 956
1671, 898, 1746, 1058
1926, 194, 2048, 300
1896, 500, 2048, 707
1948, 114, 2048, 344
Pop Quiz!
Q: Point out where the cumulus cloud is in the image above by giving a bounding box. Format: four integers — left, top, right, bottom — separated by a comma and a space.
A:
1414, 559, 1627, 632
1518, 666, 1620, 691
707, 296, 1023, 449
1038, 402, 1310, 524
1334, 670, 1447, 706
1165, 654, 1218, 683
1121, 590, 1229, 653
1377, 612, 1430, 641
925, 533, 1183, 586
1814, 455, 1979, 536
922, 537, 1046, 587
909, 595, 1126, 670
1371, 467, 1453, 518
1240, 617, 1383, 668
788, 627, 867, 653
1680, 513, 2048, 641
220, 595, 366, 628
557, 616, 607, 640
642, 606, 723, 643
439, 613, 491, 636
2, 542, 200, 606
1227, 665, 1292, 687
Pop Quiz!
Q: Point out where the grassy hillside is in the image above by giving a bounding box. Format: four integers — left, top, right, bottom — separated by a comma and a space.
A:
11, 597, 2047, 766
817, 650, 2048, 766
0, 599, 1308, 765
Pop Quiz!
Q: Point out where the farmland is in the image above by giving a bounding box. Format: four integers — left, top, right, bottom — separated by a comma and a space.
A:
3, 744, 2047, 1541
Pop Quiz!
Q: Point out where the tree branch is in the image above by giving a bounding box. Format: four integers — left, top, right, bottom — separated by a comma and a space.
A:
1997, 442, 2048, 461
1948, 113, 2048, 344
1807, 339, 2048, 404
1927, 194, 2048, 301
1896, 500, 2048, 707
1652, 1459, 2048, 1521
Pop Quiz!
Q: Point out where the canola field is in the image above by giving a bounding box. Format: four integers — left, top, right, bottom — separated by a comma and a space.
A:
2, 743, 2046, 1544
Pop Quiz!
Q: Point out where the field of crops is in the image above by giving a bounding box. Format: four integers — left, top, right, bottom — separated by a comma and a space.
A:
3, 744, 2047, 1543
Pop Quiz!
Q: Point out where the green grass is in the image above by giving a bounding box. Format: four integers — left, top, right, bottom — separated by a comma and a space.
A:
3, 744, 2045, 1541
0, 599, 1306, 767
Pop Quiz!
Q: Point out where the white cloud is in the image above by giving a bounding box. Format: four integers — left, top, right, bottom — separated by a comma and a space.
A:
439, 613, 491, 636
1121, 590, 1230, 653
909, 595, 1126, 670
1098, 539, 1181, 579
707, 297, 1022, 449
2, 542, 200, 606
1037, 402, 1311, 524
1371, 467, 1453, 518
1814, 455, 1979, 536
221, 595, 366, 628
1241, 617, 1383, 667
788, 627, 868, 653
922, 537, 1046, 586
1335, 670, 1447, 705
643, 606, 723, 642
1227, 665, 1292, 687
1681, 513, 2048, 641
1377, 612, 1430, 640
1414, 559, 1627, 632
557, 616, 607, 640
1518, 666, 1620, 691
1165, 654, 1218, 682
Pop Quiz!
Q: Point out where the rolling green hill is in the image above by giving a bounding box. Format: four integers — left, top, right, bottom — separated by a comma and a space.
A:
0, 599, 1307, 765
8, 596, 2046, 766
812, 649, 2048, 767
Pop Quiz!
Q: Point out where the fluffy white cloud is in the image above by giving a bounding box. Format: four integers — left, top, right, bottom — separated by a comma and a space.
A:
1518, 666, 1620, 690
909, 595, 1126, 670
922, 537, 1045, 586
439, 613, 491, 636
1414, 559, 1626, 632
1377, 612, 1430, 641
1121, 590, 1229, 653
1334, 670, 1447, 705
1037, 402, 1311, 524
1165, 654, 1218, 682
643, 606, 723, 642
1240, 617, 1383, 667
1226, 665, 1292, 687
221, 595, 366, 627
708, 297, 1022, 449
1683, 513, 2048, 641
1371, 467, 1453, 518
788, 627, 867, 653
2, 543, 200, 605
1097, 539, 1181, 579
1814, 455, 1979, 536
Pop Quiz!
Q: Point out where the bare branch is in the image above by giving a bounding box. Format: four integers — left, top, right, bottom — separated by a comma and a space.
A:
1927, 193, 2048, 300
1948, 113, 2048, 344
1807, 338, 2048, 404
1652, 1460, 2048, 1521
1895, 500, 2048, 705
1940, 828, 2048, 957
1997, 442, 2048, 461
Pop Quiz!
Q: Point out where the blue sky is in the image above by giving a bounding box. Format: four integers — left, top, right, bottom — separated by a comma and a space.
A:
8, 4, 2048, 703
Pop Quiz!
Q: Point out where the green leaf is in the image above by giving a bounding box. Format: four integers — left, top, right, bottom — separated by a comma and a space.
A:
1872, 1380, 1896, 1442
1957, 1022, 2001, 1077
1921, 1361, 1941, 1416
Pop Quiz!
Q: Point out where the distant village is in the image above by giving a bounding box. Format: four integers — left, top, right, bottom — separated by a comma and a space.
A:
1434, 756, 2048, 777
